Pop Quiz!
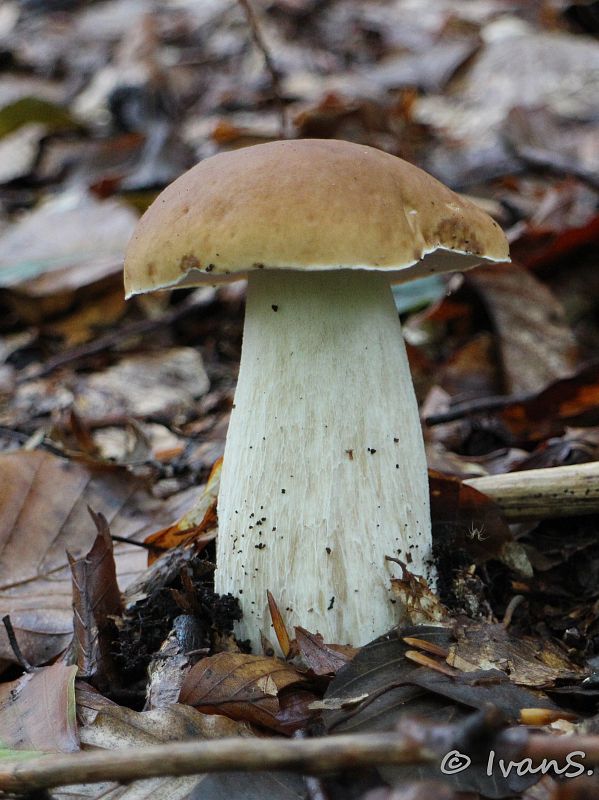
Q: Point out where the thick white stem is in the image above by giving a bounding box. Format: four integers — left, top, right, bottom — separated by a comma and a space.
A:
215, 270, 432, 650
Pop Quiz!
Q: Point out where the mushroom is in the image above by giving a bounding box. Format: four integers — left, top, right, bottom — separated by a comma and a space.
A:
124, 139, 509, 650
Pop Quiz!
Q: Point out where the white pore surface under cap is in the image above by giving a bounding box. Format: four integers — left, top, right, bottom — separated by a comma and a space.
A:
215, 269, 432, 650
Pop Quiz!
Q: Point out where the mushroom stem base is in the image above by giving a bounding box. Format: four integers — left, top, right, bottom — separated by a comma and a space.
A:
215, 269, 432, 650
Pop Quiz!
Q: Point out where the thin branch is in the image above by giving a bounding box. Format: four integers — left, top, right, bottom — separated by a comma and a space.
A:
424, 392, 534, 425
2, 615, 34, 673
0, 733, 434, 792
18, 289, 215, 385
2, 729, 599, 792
238, 0, 287, 137
464, 461, 599, 520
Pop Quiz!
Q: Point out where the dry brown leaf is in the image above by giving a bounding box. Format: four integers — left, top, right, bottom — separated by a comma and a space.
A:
144, 457, 220, 564
179, 651, 307, 732
0, 449, 193, 667
0, 662, 78, 752
295, 626, 355, 676
69, 510, 123, 687
466, 263, 579, 395
448, 621, 584, 688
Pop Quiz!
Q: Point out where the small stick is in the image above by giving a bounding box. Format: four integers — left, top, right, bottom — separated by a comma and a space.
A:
238, 0, 287, 137
1, 615, 34, 673
424, 392, 532, 425
464, 461, 599, 520
3, 730, 599, 792
0, 733, 434, 792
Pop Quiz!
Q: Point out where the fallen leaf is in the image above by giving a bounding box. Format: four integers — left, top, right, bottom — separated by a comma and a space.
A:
504, 106, 599, 187
145, 457, 221, 564
179, 652, 307, 732
498, 361, 599, 442
0, 449, 189, 667
69, 510, 123, 688
74, 347, 210, 420
55, 690, 262, 800
0, 189, 137, 288
0, 663, 78, 752
390, 565, 450, 626
466, 263, 579, 394
295, 626, 354, 676
0, 96, 79, 139
448, 621, 584, 688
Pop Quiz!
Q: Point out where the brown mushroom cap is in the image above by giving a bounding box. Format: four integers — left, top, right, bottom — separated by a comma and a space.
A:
124, 138, 509, 297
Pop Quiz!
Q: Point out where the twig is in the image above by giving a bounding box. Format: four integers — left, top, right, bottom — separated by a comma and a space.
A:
464, 461, 599, 520
424, 391, 532, 425
238, 0, 287, 137
0, 733, 433, 792
1, 615, 34, 673
17, 289, 215, 385
2, 729, 599, 792
110, 534, 161, 552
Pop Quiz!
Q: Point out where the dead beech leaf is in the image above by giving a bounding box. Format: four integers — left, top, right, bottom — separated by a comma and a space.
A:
0, 662, 78, 752
62, 690, 256, 800
179, 652, 307, 732
0, 190, 137, 289
448, 621, 584, 688
74, 347, 210, 421
429, 470, 512, 564
145, 457, 221, 564
498, 361, 599, 442
69, 510, 123, 687
295, 626, 355, 676
0, 449, 187, 667
466, 263, 579, 394
390, 563, 449, 625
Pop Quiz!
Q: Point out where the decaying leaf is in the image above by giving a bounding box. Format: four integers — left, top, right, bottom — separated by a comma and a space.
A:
179, 652, 308, 732
323, 627, 566, 797
448, 621, 584, 688
69, 510, 123, 688
74, 347, 210, 421
390, 563, 450, 625
145, 457, 221, 564
295, 626, 355, 676
466, 263, 579, 395
0, 662, 78, 753
0, 449, 193, 667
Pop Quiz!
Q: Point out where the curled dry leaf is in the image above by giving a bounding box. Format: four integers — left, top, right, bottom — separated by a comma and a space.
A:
144, 457, 221, 564
390, 563, 449, 626
294, 626, 356, 676
68, 509, 123, 689
179, 652, 308, 733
